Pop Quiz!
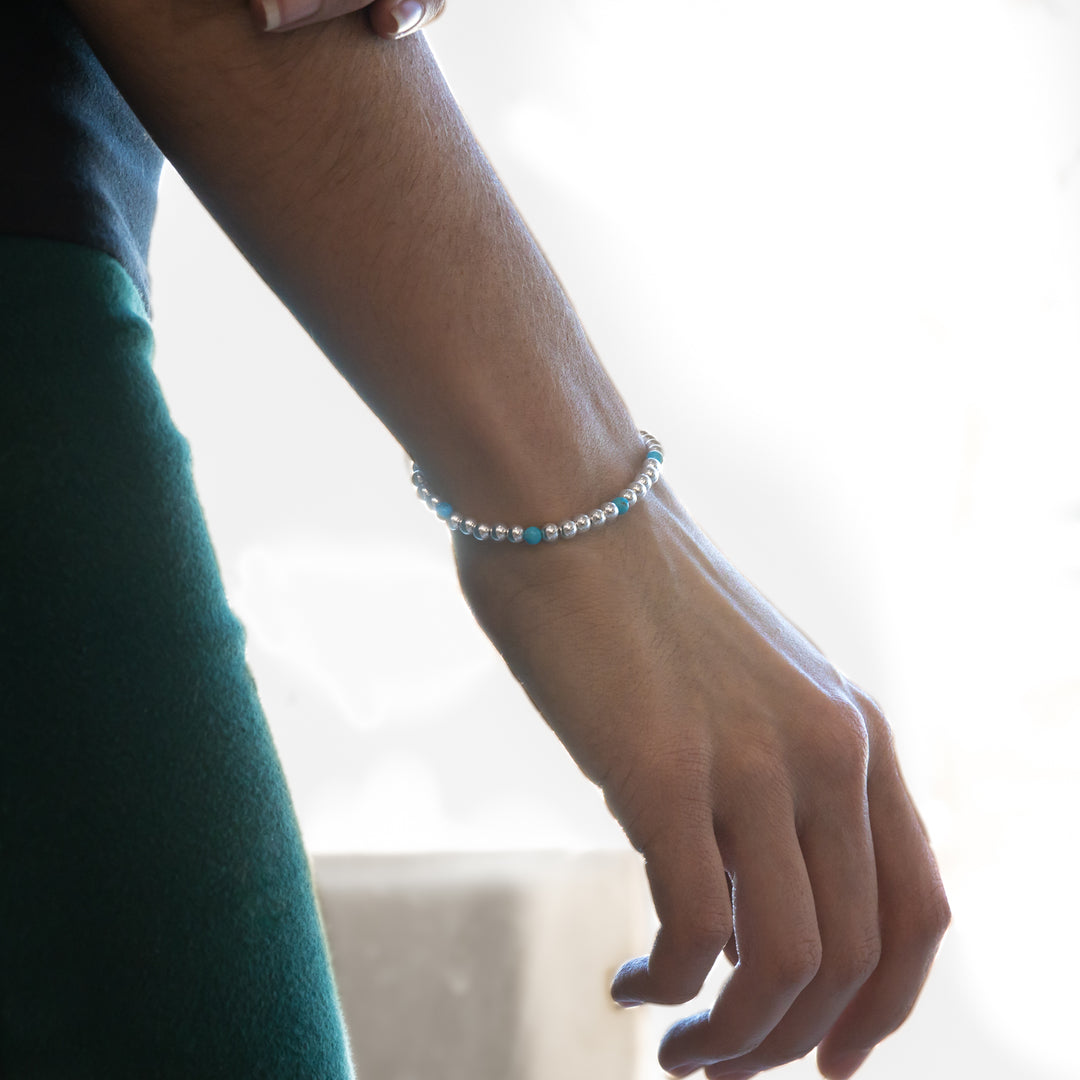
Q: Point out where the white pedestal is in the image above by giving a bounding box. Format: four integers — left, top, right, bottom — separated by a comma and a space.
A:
313, 851, 650, 1080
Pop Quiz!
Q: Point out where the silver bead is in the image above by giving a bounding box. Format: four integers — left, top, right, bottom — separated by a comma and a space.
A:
590, 508, 607, 527
492, 524, 509, 542
560, 519, 578, 540
449, 513, 463, 531
574, 513, 591, 533
630, 481, 646, 498
620, 488, 637, 507
411, 471, 426, 487
461, 518, 476, 536
473, 523, 491, 541
637, 474, 653, 492
543, 523, 560, 542
417, 486, 432, 501
645, 461, 661, 480
602, 502, 619, 521
426, 492, 442, 509
509, 525, 525, 543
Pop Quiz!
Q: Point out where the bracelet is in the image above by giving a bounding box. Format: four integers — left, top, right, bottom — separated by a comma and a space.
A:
410, 431, 665, 545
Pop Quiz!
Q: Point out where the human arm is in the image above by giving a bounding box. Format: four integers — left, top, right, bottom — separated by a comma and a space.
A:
63, 3, 949, 1075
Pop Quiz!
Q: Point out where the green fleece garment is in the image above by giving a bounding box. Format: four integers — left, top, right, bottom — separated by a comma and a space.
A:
0, 237, 354, 1079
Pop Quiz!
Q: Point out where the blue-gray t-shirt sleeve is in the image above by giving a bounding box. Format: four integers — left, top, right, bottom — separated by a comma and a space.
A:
0, 1, 163, 312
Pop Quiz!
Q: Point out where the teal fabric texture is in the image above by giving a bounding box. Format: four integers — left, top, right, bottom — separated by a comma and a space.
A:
0, 237, 354, 1078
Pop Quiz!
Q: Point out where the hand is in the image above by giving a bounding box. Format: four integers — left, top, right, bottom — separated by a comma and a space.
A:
250, 0, 445, 39
454, 481, 950, 1078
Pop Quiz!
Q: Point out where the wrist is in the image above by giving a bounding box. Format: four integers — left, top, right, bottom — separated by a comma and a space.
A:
451, 479, 686, 644
416, 429, 663, 546
404, 354, 646, 528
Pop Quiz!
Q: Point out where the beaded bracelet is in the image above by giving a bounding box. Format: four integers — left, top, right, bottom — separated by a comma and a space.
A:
411, 431, 665, 545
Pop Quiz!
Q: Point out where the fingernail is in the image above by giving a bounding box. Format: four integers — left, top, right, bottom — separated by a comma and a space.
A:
824, 1050, 871, 1079
388, 0, 425, 37
613, 995, 643, 1008
256, 0, 321, 31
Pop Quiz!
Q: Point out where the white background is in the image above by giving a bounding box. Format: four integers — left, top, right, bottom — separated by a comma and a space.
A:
147, 1, 1079, 1076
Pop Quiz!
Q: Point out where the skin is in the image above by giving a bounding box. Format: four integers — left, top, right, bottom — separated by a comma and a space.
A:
249, 0, 446, 38
62, 3, 950, 1075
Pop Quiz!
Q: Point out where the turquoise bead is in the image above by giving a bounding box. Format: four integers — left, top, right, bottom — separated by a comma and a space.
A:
524, 526, 543, 545
435, 502, 453, 519
613, 496, 630, 515
646, 450, 664, 463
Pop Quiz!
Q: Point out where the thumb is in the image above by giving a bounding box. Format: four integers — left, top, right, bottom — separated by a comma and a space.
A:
368, 0, 446, 39
252, 0, 373, 32
253, 0, 445, 38
612, 807, 733, 1007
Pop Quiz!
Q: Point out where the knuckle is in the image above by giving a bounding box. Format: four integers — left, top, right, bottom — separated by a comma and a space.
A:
648, 945, 718, 1004
851, 687, 899, 759
828, 699, 871, 762
829, 933, 883, 987
608, 755, 714, 854
894, 882, 951, 955
659, 915, 733, 980
681, 916, 733, 954
796, 697, 870, 791
873, 984, 928, 1042
652, 738, 715, 790
765, 935, 822, 991
919, 885, 953, 945
845, 680, 886, 722
817, 694, 868, 744
721, 742, 793, 811
647, 913, 734, 1006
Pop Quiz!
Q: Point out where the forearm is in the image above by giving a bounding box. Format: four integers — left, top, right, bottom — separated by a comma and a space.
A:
59, 14, 950, 1075
64, 1, 643, 523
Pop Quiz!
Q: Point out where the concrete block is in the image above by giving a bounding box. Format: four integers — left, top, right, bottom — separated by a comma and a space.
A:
313, 851, 649, 1080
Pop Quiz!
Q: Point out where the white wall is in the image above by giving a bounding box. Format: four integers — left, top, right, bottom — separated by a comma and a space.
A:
147, 1, 1080, 1076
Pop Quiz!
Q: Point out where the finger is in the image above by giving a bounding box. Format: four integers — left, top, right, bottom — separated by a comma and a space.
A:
610, 801, 732, 1007
252, 0, 373, 32
703, 792, 881, 1075
250, 0, 445, 37
368, 0, 447, 39
815, 708, 950, 1080
658, 812, 821, 1074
